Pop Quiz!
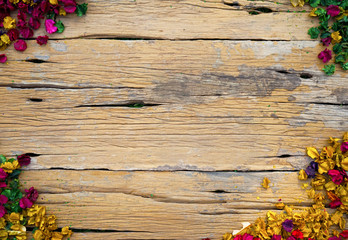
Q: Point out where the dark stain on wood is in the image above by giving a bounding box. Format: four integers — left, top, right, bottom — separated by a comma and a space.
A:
153, 66, 302, 101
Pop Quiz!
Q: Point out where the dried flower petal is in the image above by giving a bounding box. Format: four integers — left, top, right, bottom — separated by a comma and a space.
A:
261, 177, 271, 189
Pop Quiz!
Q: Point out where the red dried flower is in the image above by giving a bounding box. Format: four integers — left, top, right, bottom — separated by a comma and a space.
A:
25, 187, 39, 202
0, 54, 7, 63
271, 235, 281, 240
321, 37, 331, 46
7, 29, 19, 41
234, 235, 242, 240
327, 5, 340, 17
0, 169, 7, 181
318, 48, 332, 63
292, 230, 304, 239
341, 142, 348, 152
340, 230, 348, 239
242, 233, 254, 240
29, 17, 41, 30
17, 154, 31, 166
20, 27, 34, 39
14, 40, 27, 52
328, 169, 344, 185
19, 197, 33, 209
329, 199, 342, 208
0, 195, 8, 205
328, 237, 340, 240
36, 35, 49, 46
0, 205, 6, 218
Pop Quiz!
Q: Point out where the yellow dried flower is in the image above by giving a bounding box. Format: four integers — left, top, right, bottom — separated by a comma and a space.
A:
331, 31, 342, 44
2, 16, 16, 30
306, 147, 319, 159
299, 169, 308, 180
261, 177, 271, 189
309, 8, 317, 16
223, 232, 233, 240
0, 160, 20, 173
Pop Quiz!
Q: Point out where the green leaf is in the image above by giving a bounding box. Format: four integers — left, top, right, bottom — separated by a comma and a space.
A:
32, 227, 38, 234
309, 0, 320, 7
332, 22, 341, 32
54, 20, 65, 33
320, 32, 331, 39
322, 64, 335, 75
9, 169, 21, 179
308, 27, 321, 39
341, 62, 348, 70
2, 189, 11, 199
335, 54, 346, 63
0, 155, 6, 163
315, 8, 326, 16
333, 44, 343, 54
76, 3, 88, 17
335, 52, 347, 63
46, 11, 56, 20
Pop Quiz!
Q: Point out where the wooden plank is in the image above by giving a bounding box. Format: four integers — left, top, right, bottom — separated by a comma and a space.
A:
19, 170, 311, 239
3, 0, 315, 40
0, 40, 347, 170
1, 40, 346, 87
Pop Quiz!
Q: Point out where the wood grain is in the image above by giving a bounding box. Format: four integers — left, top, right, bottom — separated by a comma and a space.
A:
0, 40, 347, 171
8, 0, 313, 40
19, 170, 312, 239
0, 0, 347, 238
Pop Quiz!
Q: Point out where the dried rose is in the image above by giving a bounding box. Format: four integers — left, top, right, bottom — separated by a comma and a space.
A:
0, 54, 6, 63
14, 39, 27, 52
326, 5, 340, 17
37, 35, 49, 46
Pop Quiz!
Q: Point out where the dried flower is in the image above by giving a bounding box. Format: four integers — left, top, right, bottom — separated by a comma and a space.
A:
329, 199, 342, 208
17, 154, 31, 166
261, 177, 271, 189
14, 40, 27, 52
19, 197, 33, 209
282, 219, 293, 232
36, 35, 49, 46
326, 5, 340, 17
0, 153, 73, 239
292, 230, 303, 239
45, 19, 58, 34
341, 142, 348, 152
340, 230, 348, 239
25, 187, 38, 202
0, 54, 7, 63
321, 37, 331, 46
318, 48, 332, 63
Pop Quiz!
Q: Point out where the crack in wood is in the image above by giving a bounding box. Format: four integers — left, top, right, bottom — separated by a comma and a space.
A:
75, 101, 162, 108
0, 83, 144, 90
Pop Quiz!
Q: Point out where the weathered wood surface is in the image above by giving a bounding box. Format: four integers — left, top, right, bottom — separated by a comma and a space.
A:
30, 0, 314, 40
0, 40, 347, 171
19, 170, 312, 239
0, 0, 348, 239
